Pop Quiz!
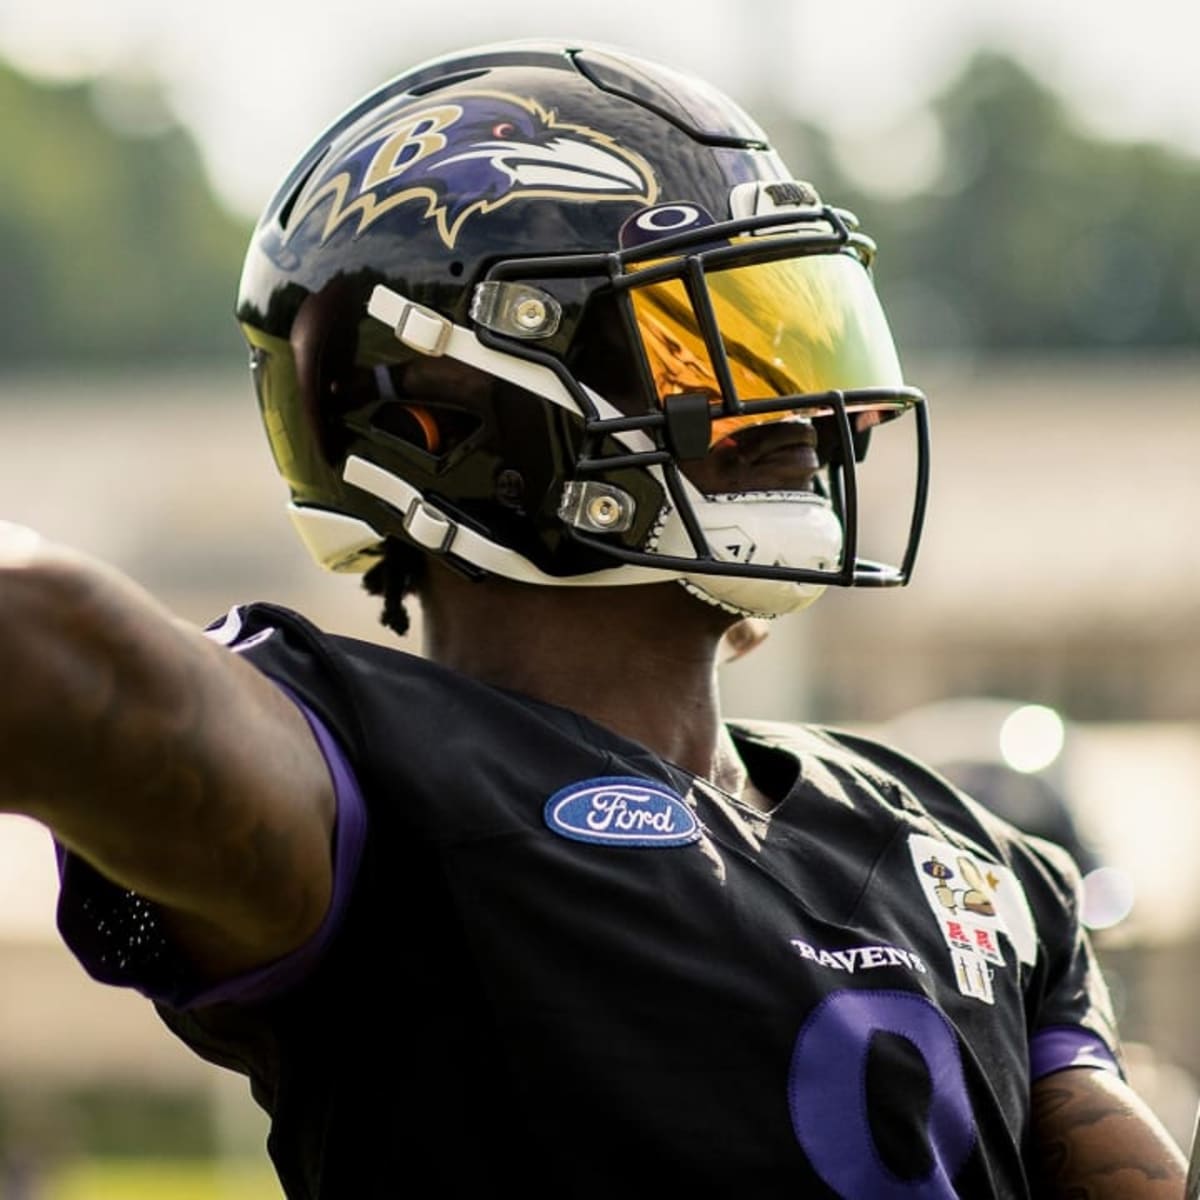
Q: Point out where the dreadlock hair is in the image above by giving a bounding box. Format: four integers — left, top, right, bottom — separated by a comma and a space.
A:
361, 539, 427, 638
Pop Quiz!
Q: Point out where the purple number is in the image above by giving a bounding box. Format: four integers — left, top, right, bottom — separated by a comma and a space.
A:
788, 989, 976, 1197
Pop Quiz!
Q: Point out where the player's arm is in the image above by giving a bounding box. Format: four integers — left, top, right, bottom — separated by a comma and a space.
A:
1030, 1066, 1186, 1198
0, 522, 335, 980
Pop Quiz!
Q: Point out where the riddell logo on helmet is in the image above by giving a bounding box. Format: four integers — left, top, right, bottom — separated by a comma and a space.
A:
286, 90, 659, 249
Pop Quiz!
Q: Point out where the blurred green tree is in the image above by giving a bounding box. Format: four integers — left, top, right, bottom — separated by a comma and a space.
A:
762, 53, 1200, 354
3, 52, 1199, 364
0, 60, 250, 367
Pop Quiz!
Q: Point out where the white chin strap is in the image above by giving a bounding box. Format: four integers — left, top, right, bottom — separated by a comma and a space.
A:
653, 476, 845, 619
297, 459, 843, 620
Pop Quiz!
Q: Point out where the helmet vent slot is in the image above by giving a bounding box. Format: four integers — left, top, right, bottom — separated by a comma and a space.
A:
278, 150, 330, 232
408, 68, 490, 97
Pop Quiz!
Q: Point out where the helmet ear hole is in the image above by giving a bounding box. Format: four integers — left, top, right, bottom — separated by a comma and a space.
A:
368, 401, 481, 458
404, 405, 441, 453
369, 404, 440, 453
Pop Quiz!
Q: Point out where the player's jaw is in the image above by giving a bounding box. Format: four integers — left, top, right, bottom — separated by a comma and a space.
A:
682, 417, 821, 496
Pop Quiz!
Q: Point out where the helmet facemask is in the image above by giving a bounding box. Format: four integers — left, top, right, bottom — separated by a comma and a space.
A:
349, 194, 929, 617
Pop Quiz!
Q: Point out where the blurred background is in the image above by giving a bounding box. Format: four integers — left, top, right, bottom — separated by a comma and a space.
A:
3, 0, 1200, 1194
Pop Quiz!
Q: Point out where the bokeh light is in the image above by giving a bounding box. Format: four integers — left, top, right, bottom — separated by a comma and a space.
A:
998, 704, 1065, 773
1082, 866, 1138, 931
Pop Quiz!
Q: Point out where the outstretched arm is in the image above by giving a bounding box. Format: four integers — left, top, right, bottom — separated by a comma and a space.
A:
1030, 1067, 1186, 1198
0, 522, 335, 980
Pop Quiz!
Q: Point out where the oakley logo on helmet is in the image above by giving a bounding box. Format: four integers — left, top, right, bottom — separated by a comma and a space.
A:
287, 91, 659, 249
620, 202, 716, 249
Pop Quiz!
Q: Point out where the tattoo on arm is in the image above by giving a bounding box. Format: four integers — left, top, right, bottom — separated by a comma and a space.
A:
1030, 1069, 1185, 1199
4, 554, 334, 973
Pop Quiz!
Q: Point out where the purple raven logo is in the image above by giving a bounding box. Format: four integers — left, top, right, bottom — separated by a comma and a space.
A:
287, 90, 660, 249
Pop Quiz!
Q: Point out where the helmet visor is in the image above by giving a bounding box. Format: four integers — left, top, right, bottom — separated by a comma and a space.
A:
628, 248, 908, 445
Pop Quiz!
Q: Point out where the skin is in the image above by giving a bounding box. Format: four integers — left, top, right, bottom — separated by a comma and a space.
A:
723, 617, 771, 662
0, 523, 334, 976
1030, 1069, 1186, 1198
0, 410, 1187, 1195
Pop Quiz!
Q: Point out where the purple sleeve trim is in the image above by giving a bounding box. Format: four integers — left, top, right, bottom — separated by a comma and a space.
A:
171, 687, 367, 1010
1029, 1026, 1121, 1081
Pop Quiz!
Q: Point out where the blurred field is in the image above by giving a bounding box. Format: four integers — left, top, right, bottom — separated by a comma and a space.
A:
36, 1159, 282, 1200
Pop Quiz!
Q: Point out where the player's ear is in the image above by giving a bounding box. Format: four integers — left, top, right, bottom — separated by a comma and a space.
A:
722, 618, 771, 663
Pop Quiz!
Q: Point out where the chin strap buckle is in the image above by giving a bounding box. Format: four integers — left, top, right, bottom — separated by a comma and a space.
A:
403, 498, 458, 554
367, 285, 452, 356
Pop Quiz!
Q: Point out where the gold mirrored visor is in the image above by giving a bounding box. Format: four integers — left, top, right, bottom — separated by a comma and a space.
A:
628, 248, 908, 445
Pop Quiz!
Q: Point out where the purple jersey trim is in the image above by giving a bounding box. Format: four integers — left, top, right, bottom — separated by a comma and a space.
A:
55, 683, 367, 1010
1029, 1026, 1121, 1081
174, 687, 366, 1009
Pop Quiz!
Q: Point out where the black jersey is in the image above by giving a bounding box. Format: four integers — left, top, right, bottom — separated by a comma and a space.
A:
57, 603, 1121, 1199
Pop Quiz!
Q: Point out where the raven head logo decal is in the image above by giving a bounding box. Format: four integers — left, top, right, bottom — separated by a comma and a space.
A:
287, 90, 660, 249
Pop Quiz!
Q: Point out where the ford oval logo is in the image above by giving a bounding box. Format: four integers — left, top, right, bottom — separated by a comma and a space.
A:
544, 776, 700, 847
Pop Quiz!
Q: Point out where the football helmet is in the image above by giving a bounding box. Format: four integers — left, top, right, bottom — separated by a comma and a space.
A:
237, 40, 929, 618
